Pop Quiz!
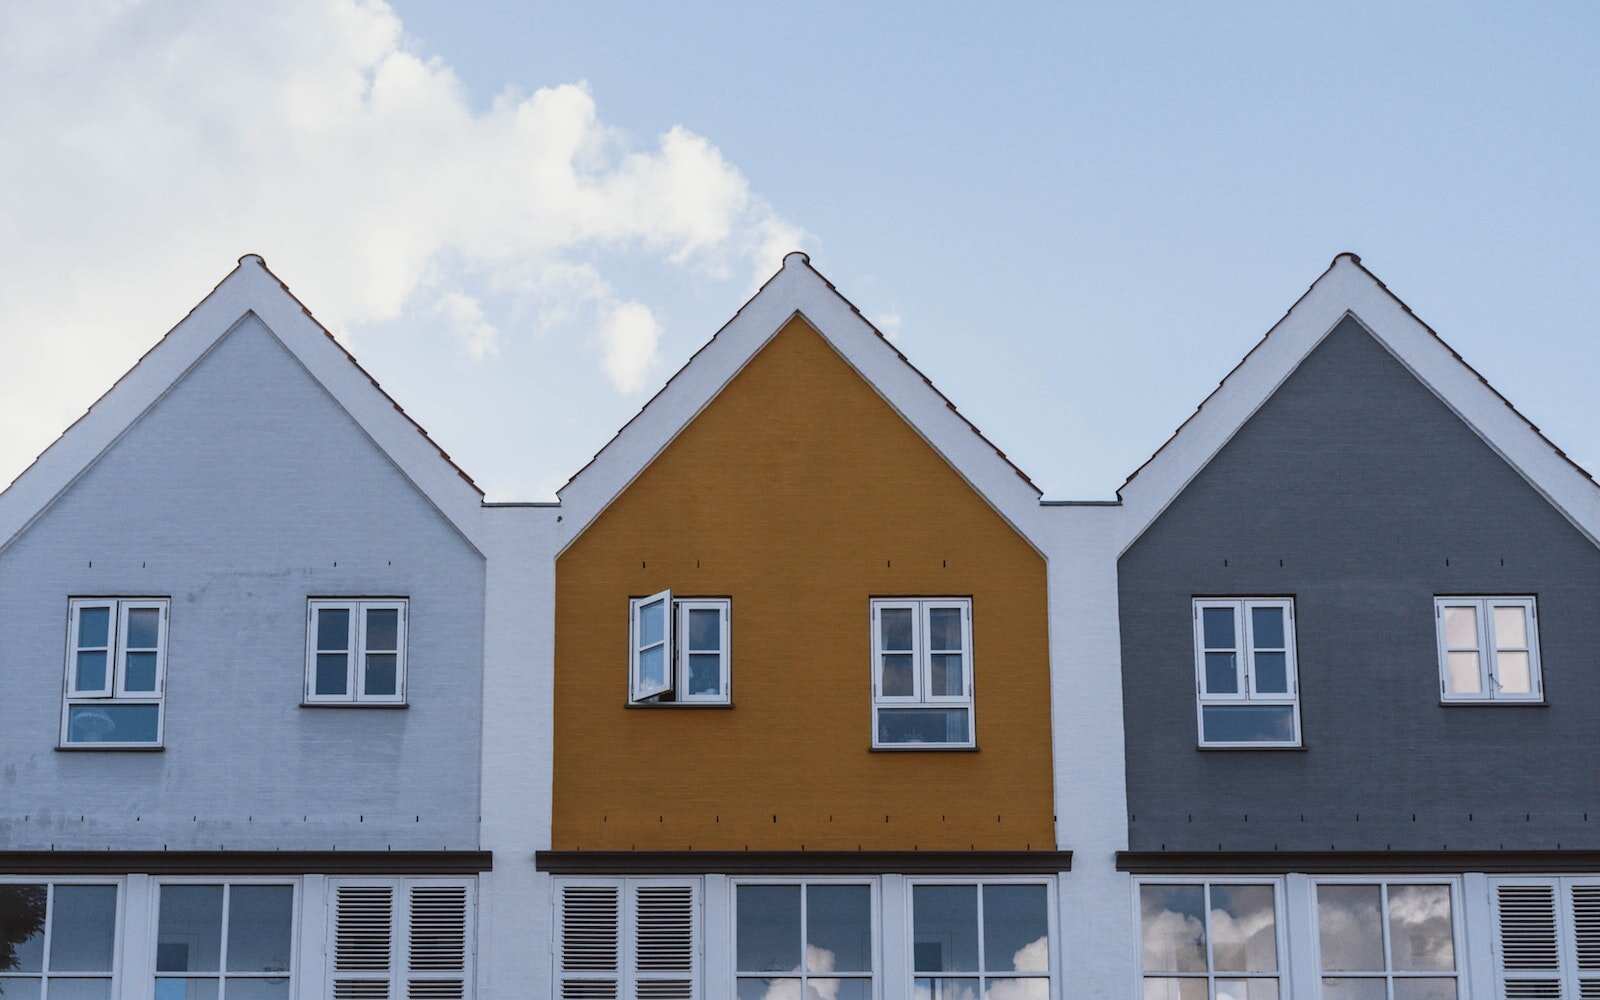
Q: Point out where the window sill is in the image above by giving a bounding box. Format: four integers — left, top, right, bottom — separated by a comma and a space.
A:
56, 744, 164, 752
1438, 698, 1547, 708
1197, 743, 1305, 752
299, 702, 410, 710
870, 744, 979, 752
625, 701, 734, 710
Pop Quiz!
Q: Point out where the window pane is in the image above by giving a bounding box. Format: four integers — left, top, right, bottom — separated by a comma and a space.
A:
1392, 979, 1458, 1000
78, 607, 110, 648
49, 885, 117, 971
157, 885, 224, 972
1142, 979, 1208, 1000
737, 885, 801, 973
914, 978, 980, 1000
364, 653, 398, 696
1387, 885, 1455, 972
1317, 885, 1384, 972
1442, 606, 1478, 649
1493, 605, 1528, 648
881, 655, 915, 697
1445, 652, 1481, 694
126, 608, 161, 648
0, 978, 41, 1000
66, 704, 160, 744
931, 654, 965, 697
1495, 652, 1532, 694
1140, 884, 1206, 974
983, 979, 1049, 1000
1201, 706, 1295, 744
1210, 884, 1277, 972
316, 608, 350, 651
75, 651, 108, 692
738, 978, 796, 1000
688, 609, 721, 651
639, 599, 665, 647
154, 981, 218, 1000
880, 608, 913, 651
227, 885, 294, 973
124, 651, 159, 692
1321, 979, 1386, 1000
638, 646, 667, 692
878, 708, 969, 745
43, 981, 112, 1000
315, 653, 349, 696
1216, 980, 1279, 1000
983, 884, 1049, 973
365, 609, 398, 651
1251, 607, 1285, 648
0, 884, 47, 972
688, 654, 722, 696
808, 980, 871, 1000
224, 982, 292, 1000
807, 885, 871, 974
913, 885, 979, 973
1202, 607, 1235, 648
1205, 653, 1239, 694
929, 608, 963, 650
1252, 652, 1288, 694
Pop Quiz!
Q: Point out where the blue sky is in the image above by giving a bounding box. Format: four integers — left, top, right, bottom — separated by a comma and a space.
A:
3, 3, 1595, 499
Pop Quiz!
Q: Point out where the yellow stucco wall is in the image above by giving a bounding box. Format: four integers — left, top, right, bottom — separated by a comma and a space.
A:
552, 315, 1053, 851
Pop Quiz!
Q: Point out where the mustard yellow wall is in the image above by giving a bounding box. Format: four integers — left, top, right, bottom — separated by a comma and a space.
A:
553, 316, 1053, 851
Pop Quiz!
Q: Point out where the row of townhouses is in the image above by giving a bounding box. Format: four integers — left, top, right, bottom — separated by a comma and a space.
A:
1, 250, 1596, 1000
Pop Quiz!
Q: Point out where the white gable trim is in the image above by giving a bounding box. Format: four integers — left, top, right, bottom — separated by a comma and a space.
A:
1115, 253, 1600, 552
0, 256, 487, 554
554, 253, 1046, 554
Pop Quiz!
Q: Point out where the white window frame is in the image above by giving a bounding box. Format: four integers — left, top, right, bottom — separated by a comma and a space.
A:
1434, 596, 1543, 703
555, 876, 701, 998
304, 599, 408, 705
1132, 875, 1289, 1000
731, 876, 881, 999
1309, 876, 1465, 1000
1192, 598, 1301, 748
150, 877, 299, 998
870, 598, 975, 749
627, 593, 731, 705
61, 597, 169, 748
906, 876, 1059, 1000
0, 876, 123, 997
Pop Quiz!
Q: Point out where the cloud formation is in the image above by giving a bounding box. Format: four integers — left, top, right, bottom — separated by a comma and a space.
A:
0, 0, 802, 486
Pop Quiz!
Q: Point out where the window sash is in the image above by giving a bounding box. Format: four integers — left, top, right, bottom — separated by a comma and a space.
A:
63, 598, 167, 747
305, 600, 408, 704
908, 877, 1055, 995
0, 878, 122, 988
1135, 877, 1286, 996
1435, 596, 1541, 702
1311, 878, 1463, 999
674, 599, 731, 704
630, 589, 674, 702
153, 878, 298, 993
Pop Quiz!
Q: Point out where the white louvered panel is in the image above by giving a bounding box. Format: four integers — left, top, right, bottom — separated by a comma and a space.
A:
559, 981, 619, 999
1505, 983, 1563, 1000
1578, 981, 1600, 1000
336, 884, 397, 971
635, 981, 694, 999
406, 981, 465, 1000
409, 885, 469, 971
1500, 884, 1563, 971
633, 884, 694, 972
333, 981, 393, 1000
1573, 885, 1600, 970
561, 885, 622, 973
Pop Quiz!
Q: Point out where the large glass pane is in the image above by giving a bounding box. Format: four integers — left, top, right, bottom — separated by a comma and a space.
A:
1142, 979, 1207, 1000
639, 599, 665, 648
807, 978, 871, 1000
77, 606, 110, 648
1442, 607, 1477, 649
1392, 979, 1458, 1000
1201, 706, 1295, 744
1202, 607, 1236, 648
1493, 606, 1528, 648
0, 978, 41, 1000
67, 704, 160, 744
931, 654, 965, 697
124, 652, 159, 692
881, 654, 915, 697
738, 978, 796, 1000
914, 977, 980, 1000
1445, 653, 1481, 694
153, 981, 218, 1000
1495, 652, 1532, 694
1216, 980, 1279, 1000
48, 885, 116, 972
43, 981, 112, 1000
126, 608, 160, 648
878, 708, 969, 746
880, 608, 913, 651
1140, 884, 1206, 974
75, 651, 108, 692
807, 886, 871, 974
0, 884, 47, 972
638, 646, 666, 692
1321, 979, 1387, 1000
688, 655, 722, 696
1387, 885, 1454, 972
737, 886, 801, 974
157, 885, 224, 972
1317, 885, 1384, 972
1205, 653, 1239, 694
688, 609, 720, 651
1210, 884, 1277, 972
1252, 652, 1288, 694
929, 608, 963, 650
364, 654, 398, 696
227, 886, 294, 973
223, 978, 292, 1000
983, 885, 1048, 973
315, 653, 349, 696
365, 609, 398, 651
913, 885, 978, 973
316, 608, 350, 651
983, 979, 1049, 1000
1250, 607, 1285, 649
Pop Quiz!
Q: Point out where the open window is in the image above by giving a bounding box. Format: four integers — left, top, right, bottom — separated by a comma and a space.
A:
628, 592, 730, 705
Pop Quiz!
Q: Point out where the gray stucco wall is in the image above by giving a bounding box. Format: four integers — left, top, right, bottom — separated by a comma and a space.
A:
1119, 316, 1600, 851
0, 315, 485, 850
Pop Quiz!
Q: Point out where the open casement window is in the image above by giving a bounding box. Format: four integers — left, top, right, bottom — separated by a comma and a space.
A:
871, 598, 975, 748
1492, 877, 1600, 999
0, 880, 120, 997
555, 878, 699, 999
1138, 879, 1284, 1000
1313, 880, 1462, 999
1435, 597, 1542, 703
327, 878, 475, 999
911, 879, 1054, 999
1192, 598, 1301, 748
627, 592, 731, 705
306, 600, 408, 705
62, 597, 168, 747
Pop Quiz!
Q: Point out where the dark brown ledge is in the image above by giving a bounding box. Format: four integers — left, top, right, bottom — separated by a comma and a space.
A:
1118, 850, 1600, 874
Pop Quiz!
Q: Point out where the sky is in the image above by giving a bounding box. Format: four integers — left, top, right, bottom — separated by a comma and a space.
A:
2, 2, 1595, 501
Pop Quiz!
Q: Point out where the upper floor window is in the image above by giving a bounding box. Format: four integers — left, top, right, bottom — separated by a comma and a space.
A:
0, 880, 119, 995
63, 598, 168, 747
1434, 596, 1541, 703
628, 591, 730, 705
306, 599, 408, 705
1193, 598, 1300, 748
912, 880, 1053, 998
871, 598, 974, 748
736, 881, 874, 998
1139, 880, 1283, 1000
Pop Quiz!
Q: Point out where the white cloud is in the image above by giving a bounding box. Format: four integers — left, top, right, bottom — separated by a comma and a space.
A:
0, 0, 804, 486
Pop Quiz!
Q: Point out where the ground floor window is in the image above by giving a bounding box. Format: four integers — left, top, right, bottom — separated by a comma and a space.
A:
735, 881, 875, 999
0, 880, 119, 998
1138, 880, 1283, 1000
1314, 881, 1460, 999
155, 881, 296, 998
911, 880, 1054, 1000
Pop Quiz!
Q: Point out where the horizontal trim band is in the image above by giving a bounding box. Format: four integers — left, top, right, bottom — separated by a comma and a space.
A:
537, 850, 1072, 875
1119, 850, 1600, 874
0, 851, 493, 875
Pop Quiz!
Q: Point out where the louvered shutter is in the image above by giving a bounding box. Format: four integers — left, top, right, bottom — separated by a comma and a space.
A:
633, 882, 696, 999
1573, 882, 1600, 999
333, 883, 398, 999
559, 882, 623, 999
330, 879, 476, 1000
407, 882, 473, 999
